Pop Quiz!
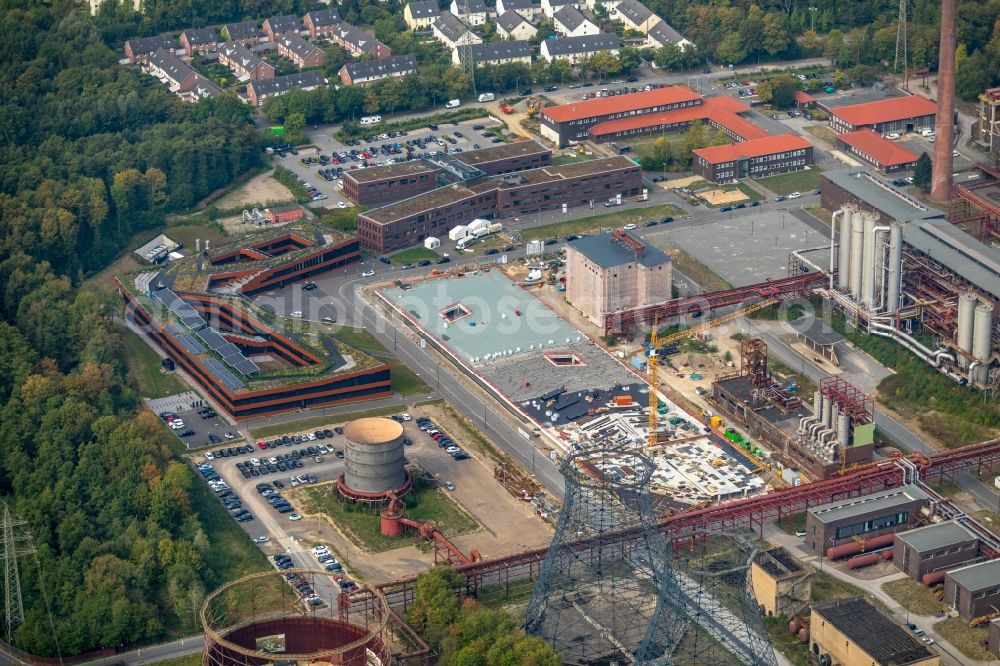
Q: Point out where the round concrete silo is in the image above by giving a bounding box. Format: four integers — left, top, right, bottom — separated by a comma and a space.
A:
849, 211, 864, 299
957, 292, 977, 369
837, 208, 852, 291
341, 417, 407, 498
973, 302, 994, 384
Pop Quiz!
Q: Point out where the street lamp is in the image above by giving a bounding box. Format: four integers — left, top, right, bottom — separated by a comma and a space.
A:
808, 6, 818, 32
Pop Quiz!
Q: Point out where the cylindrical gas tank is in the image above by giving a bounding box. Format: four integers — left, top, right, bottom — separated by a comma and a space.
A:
848, 553, 880, 569
826, 541, 862, 560
798, 627, 809, 644
789, 619, 801, 634
380, 512, 405, 537
922, 571, 947, 586
882, 549, 894, 560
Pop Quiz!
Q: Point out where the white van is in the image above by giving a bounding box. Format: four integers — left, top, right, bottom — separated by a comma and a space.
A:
477, 93, 495, 103
359, 115, 382, 126
445, 99, 461, 109
921, 128, 935, 137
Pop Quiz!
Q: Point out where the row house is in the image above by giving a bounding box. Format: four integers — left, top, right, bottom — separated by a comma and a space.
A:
222, 21, 262, 45
612, 0, 658, 33
645, 19, 692, 50
432, 11, 483, 48
263, 14, 302, 41
125, 34, 177, 64
404, 0, 440, 30
497, 11, 537, 40
331, 22, 392, 58
180, 27, 219, 56
277, 34, 325, 68
553, 5, 599, 37
496, 0, 539, 22
541, 0, 582, 19
339, 55, 417, 86
144, 48, 222, 102
218, 42, 275, 81
450, 0, 489, 26
538, 32, 618, 63
452, 40, 532, 66
247, 71, 327, 106
303, 8, 342, 39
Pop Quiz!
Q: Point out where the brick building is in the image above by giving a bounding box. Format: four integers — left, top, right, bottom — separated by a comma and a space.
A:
124, 34, 177, 64
943, 559, 1000, 620
540, 85, 702, 146
263, 15, 301, 41
357, 156, 641, 252
219, 42, 275, 81
826, 94, 937, 134
804, 486, 930, 556
143, 48, 222, 103
303, 8, 342, 39
180, 27, 219, 56
893, 521, 980, 581
222, 21, 262, 45
277, 35, 325, 68
247, 71, 327, 106
587, 95, 764, 144
330, 21, 392, 58
339, 55, 417, 86
692, 134, 813, 183
837, 129, 919, 173
564, 230, 671, 325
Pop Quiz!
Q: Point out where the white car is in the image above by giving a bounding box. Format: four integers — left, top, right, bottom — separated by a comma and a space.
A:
362, 269, 375, 277
307, 432, 317, 441
953, 150, 960, 157
443, 481, 455, 491
253, 536, 269, 543
885, 132, 900, 140
170, 420, 185, 429
787, 192, 801, 199
397, 413, 412, 421
250, 458, 261, 466
290, 477, 300, 487
623, 223, 637, 230
290, 311, 303, 318
337, 201, 347, 209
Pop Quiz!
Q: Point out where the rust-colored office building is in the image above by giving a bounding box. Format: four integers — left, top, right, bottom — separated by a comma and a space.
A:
943, 559, 1000, 620
357, 156, 642, 252
893, 521, 980, 581
692, 134, 814, 183
837, 129, 919, 174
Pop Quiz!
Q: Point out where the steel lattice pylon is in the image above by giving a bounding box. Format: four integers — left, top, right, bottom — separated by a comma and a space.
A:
525, 445, 778, 666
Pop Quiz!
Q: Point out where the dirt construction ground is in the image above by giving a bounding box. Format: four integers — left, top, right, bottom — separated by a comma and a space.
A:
284, 403, 554, 583
214, 171, 294, 211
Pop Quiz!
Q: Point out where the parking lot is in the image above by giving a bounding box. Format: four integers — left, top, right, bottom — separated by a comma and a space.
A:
279, 118, 510, 209
147, 392, 242, 450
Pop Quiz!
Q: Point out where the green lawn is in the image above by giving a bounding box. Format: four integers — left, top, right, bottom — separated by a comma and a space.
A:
881, 578, 945, 616
775, 513, 807, 535
803, 125, 838, 144
151, 656, 202, 666
117, 325, 186, 398
300, 477, 478, 552
248, 404, 408, 439
522, 203, 684, 241
391, 246, 439, 263
810, 570, 873, 606
551, 152, 597, 166
755, 168, 823, 196
329, 326, 430, 396
933, 617, 994, 661
729, 182, 764, 201
766, 619, 812, 666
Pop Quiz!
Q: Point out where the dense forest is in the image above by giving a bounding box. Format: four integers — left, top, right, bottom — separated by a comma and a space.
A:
0, 0, 263, 655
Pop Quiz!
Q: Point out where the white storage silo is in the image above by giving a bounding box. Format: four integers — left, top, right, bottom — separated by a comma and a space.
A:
849, 211, 864, 299
957, 293, 978, 370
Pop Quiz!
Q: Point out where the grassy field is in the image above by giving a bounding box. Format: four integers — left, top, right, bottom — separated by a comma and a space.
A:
972, 510, 1000, 537
804, 205, 833, 226
810, 570, 872, 605
766, 619, 812, 666
664, 246, 732, 292
329, 326, 430, 396
248, 404, 407, 439
881, 578, 945, 616
118, 325, 186, 398
521, 203, 684, 241
803, 125, 839, 144
391, 246, 439, 263
755, 168, 823, 196
551, 152, 598, 166
775, 513, 807, 535
933, 616, 994, 661
300, 477, 478, 552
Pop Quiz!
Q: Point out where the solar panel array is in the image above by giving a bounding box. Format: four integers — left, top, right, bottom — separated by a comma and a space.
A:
197, 327, 260, 376
177, 334, 207, 356
151, 288, 206, 331
196, 328, 227, 349
231, 357, 260, 376
166, 324, 183, 335
203, 358, 245, 390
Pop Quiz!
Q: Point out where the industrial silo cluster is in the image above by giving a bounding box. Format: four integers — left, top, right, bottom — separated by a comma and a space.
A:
834, 205, 904, 315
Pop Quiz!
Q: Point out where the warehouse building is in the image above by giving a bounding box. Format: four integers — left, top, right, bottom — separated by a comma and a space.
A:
826, 94, 937, 134
357, 156, 641, 252
943, 559, 1000, 620
693, 134, 813, 183
837, 129, 919, 174
804, 486, 930, 555
564, 230, 671, 326
893, 521, 980, 581
540, 86, 703, 146
810, 597, 938, 666
750, 547, 813, 618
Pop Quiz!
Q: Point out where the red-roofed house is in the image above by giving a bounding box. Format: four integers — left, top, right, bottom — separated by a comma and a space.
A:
693, 134, 813, 183
540, 86, 703, 146
837, 129, 919, 173
826, 94, 937, 134
793, 90, 817, 109
588, 96, 767, 144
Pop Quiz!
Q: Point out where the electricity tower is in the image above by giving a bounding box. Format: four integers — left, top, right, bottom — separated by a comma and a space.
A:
1, 503, 35, 642
895, 0, 908, 76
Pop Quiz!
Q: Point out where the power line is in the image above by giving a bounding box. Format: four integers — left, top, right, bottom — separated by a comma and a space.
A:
0, 503, 34, 642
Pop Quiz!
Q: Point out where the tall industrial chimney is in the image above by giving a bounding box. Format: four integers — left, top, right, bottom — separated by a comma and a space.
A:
930, 0, 957, 202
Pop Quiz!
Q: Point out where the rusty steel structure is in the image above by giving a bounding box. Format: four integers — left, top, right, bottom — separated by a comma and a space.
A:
949, 163, 1000, 243
604, 272, 825, 336
201, 569, 392, 666
818, 377, 873, 425
357, 439, 1000, 617
741, 338, 769, 389
930, 0, 957, 202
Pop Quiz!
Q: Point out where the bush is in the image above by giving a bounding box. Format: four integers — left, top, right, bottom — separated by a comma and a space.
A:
272, 166, 311, 204
336, 107, 490, 140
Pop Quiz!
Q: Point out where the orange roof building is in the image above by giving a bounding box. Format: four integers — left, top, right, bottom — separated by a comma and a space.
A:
588, 95, 770, 143
837, 129, 919, 173
827, 95, 937, 133
539, 85, 703, 146
692, 134, 814, 183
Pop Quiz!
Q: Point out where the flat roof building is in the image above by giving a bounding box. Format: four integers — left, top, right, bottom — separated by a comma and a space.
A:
750, 547, 813, 618
587, 95, 766, 144
837, 129, 919, 173
805, 485, 930, 555
693, 134, 814, 183
827, 94, 937, 134
357, 156, 641, 252
943, 559, 1000, 620
564, 230, 671, 325
540, 85, 703, 146
810, 597, 938, 666
893, 521, 980, 581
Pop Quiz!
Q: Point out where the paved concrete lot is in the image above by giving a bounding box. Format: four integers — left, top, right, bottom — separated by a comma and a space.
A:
147, 392, 242, 450
651, 209, 831, 286
282, 117, 508, 209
